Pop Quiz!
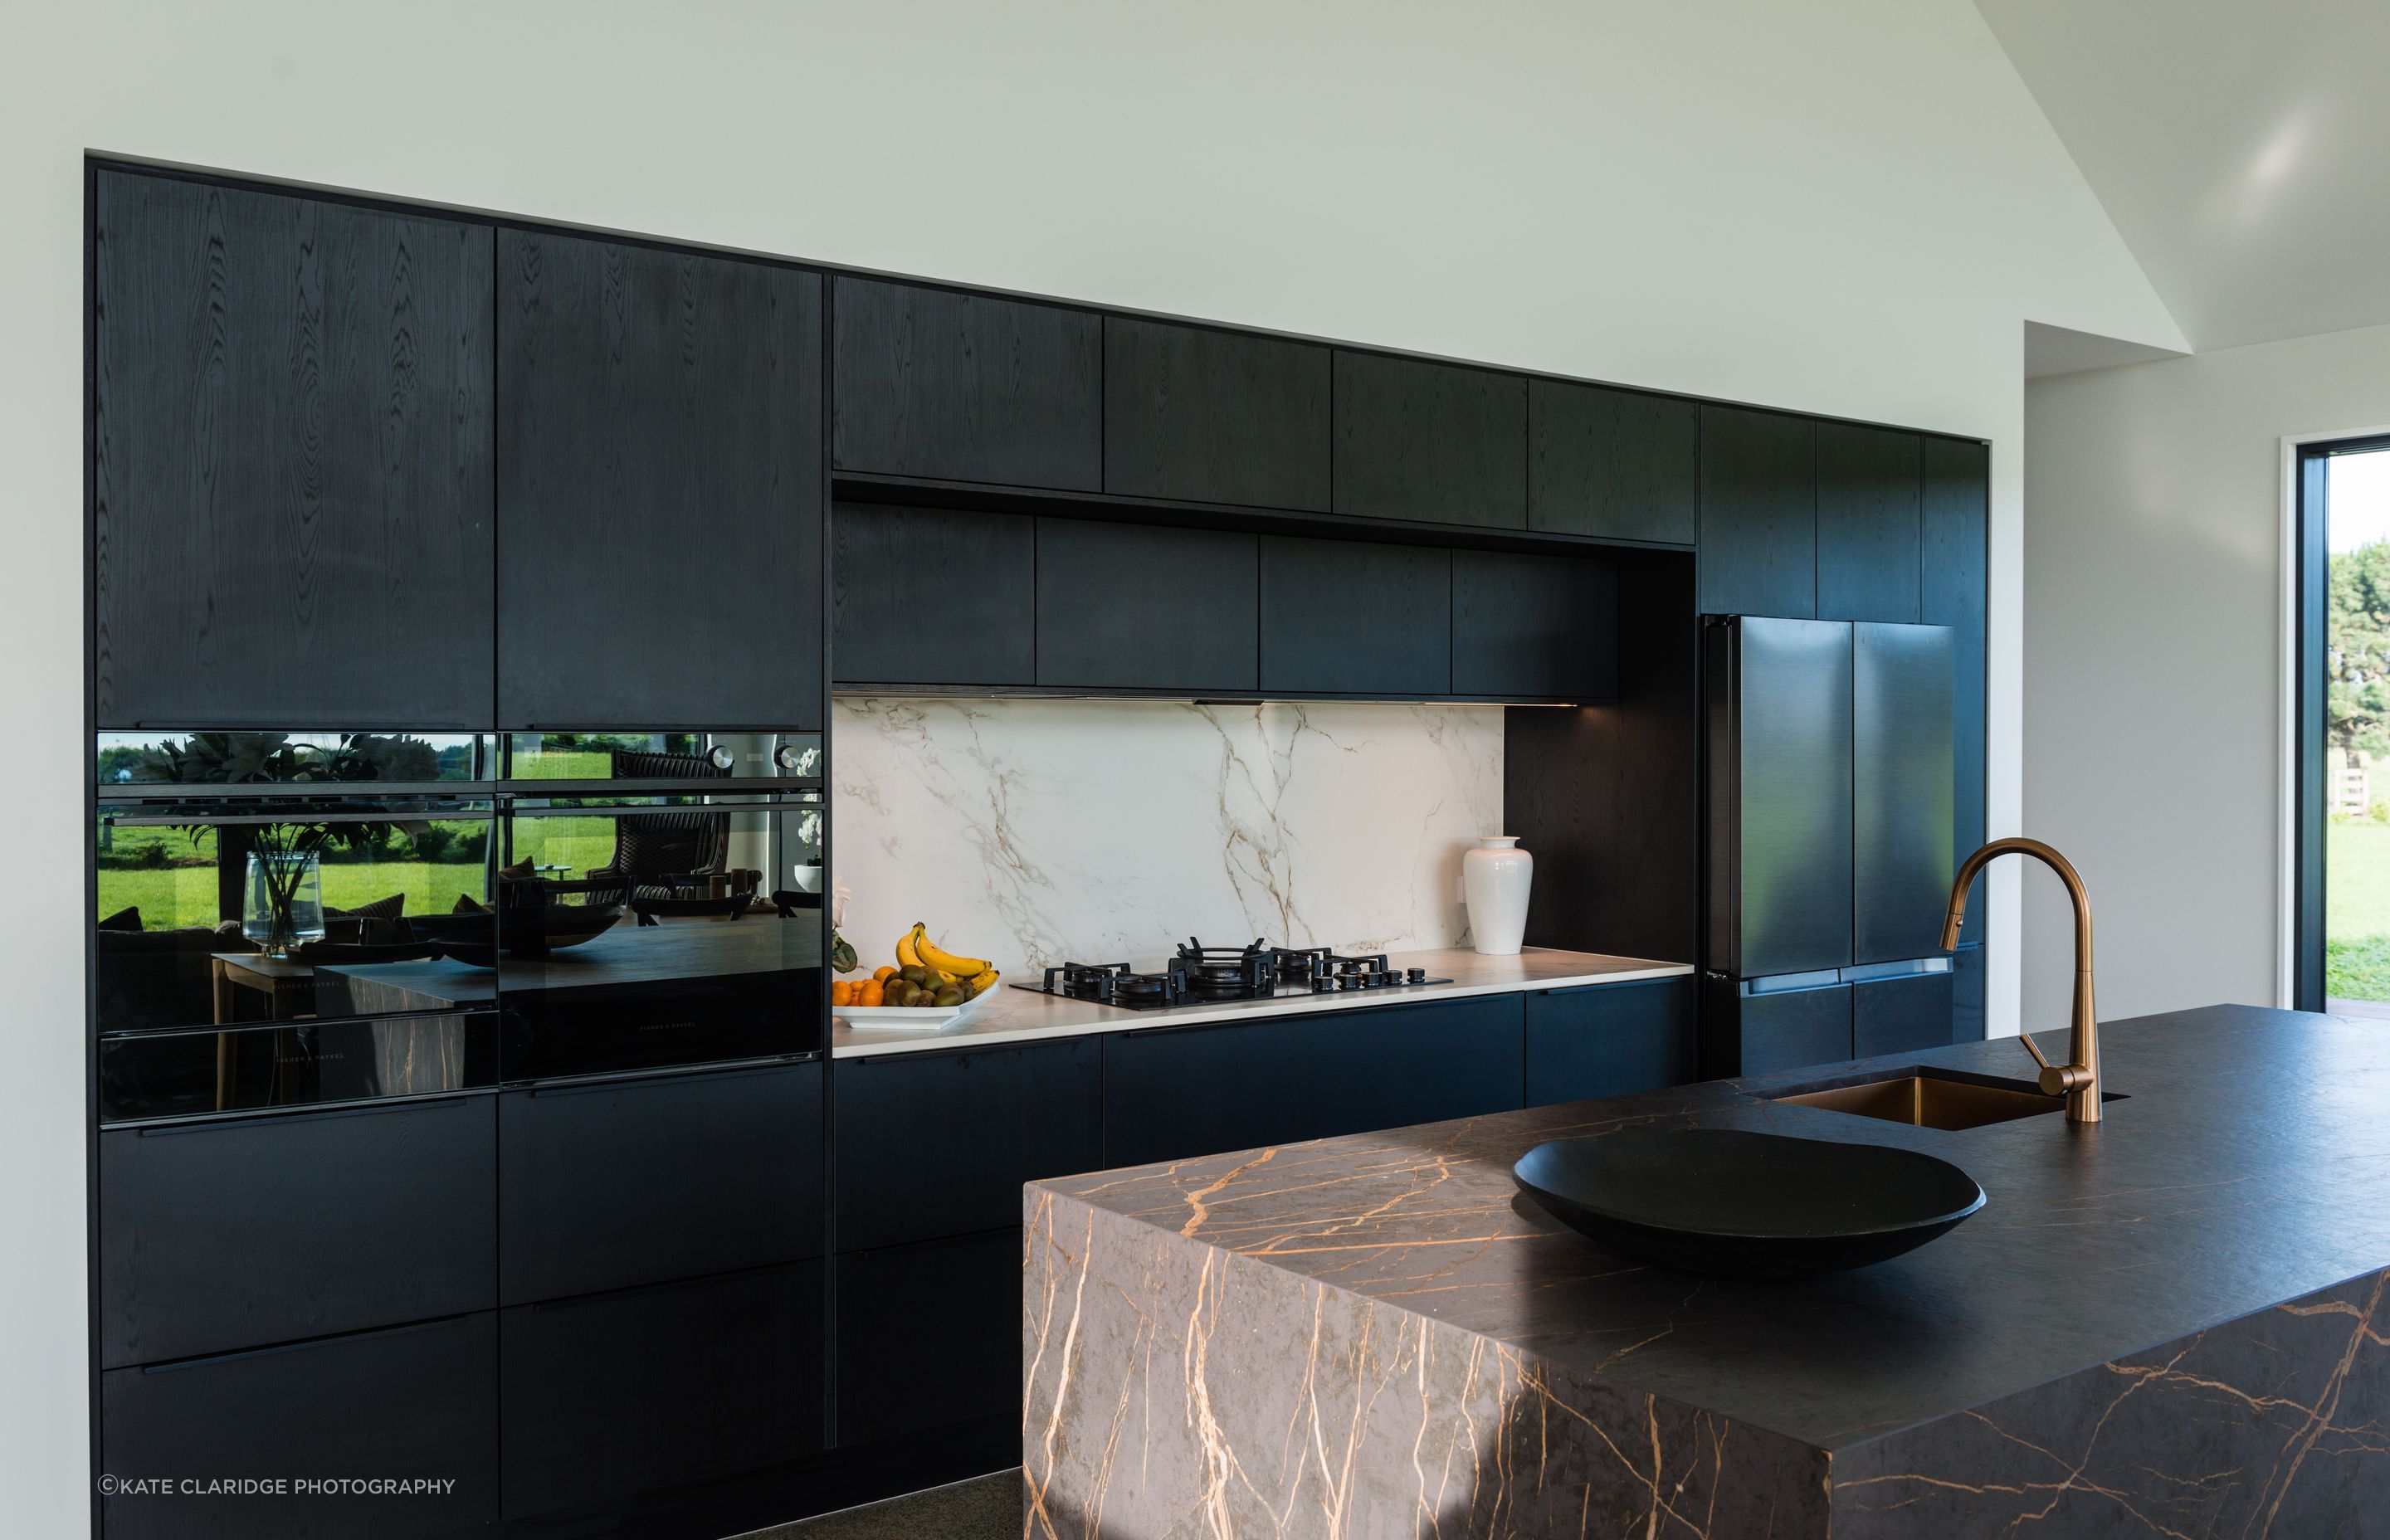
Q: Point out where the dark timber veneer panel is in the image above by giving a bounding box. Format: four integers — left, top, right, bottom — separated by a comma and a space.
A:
1332, 352, 1527, 529
1259, 536, 1450, 695
1451, 549, 1618, 700
93, 171, 495, 729
497, 230, 822, 729
832, 504, 1035, 685
1815, 422, 1922, 623
1105, 319, 1330, 509
1033, 518, 1258, 691
1529, 380, 1699, 545
1699, 405, 1816, 617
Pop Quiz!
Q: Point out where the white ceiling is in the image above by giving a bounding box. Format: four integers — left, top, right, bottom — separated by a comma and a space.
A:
1978, 0, 2390, 353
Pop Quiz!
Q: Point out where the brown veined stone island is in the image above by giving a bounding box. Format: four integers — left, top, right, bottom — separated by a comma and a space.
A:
1022, 1006, 2390, 1538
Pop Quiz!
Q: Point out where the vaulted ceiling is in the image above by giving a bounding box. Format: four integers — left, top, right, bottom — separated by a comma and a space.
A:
1978, 0, 2390, 353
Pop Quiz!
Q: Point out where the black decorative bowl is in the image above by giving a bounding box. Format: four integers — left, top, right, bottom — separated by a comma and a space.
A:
1513, 1128, 1985, 1279
410, 904, 622, 967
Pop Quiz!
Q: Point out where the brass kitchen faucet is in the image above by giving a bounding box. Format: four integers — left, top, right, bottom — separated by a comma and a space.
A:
1941, 837, 2104, 1123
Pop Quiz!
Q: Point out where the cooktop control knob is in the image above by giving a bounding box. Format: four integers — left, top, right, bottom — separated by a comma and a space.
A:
1407, 967, 1427, 983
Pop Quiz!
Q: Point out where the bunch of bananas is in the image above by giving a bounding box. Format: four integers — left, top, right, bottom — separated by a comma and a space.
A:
832, 923, 1002, 1009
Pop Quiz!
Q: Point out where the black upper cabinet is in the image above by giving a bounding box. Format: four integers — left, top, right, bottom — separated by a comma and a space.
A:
1698, 406, 1816, 617
1259, 537, 1450, 695
93, 172, 495, 729
1451, 549, 1618, 700
1105, 319, 1330, 510
833, 278, 1100, 490
1529, 381, 1698, 545
1923, 436, 1989, 941
1035, 518, 1257, 690
1815, 423, 1922, 623
1333, 353, 1526, 529
832, 504, 1035, 686
497, 231, 822, 729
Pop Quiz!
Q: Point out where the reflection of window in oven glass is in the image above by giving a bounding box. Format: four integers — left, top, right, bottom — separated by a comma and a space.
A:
95, 816, 494, 933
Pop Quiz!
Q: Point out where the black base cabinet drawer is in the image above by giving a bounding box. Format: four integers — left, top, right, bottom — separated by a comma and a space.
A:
835, 1040, 1099, 1252
498, 1062, 823, 1306
1524, 978, 1695, 1105
500, 1263, 825, 1520
100, 1312, 498, 1540
100, 1097, 496, 1368
1103, 996, 1525, 1168
1703, 979, 1853, 1079
1853, 972, 1956, 1060
835, 1231, 1018, 1445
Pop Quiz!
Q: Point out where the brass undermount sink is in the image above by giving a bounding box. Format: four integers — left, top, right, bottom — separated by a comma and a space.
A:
1768, 1066, 2116, 1132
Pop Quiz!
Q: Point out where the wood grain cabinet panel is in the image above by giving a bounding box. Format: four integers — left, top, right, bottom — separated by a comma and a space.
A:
1105, 319, 1329, 509
1451, 549, 1619, 700
832, 504, 1035, 685
1524, 978, 1696, 1105
833, 278, 1100, 489
1333, 353, 1526, 529
497, 231, 822, 729
93, 171, 495, 729
1698, 406, 1816, 617
1258, 536, 1450, 695
1923, 436, 1989, 942
1033, 518, 1257, 691
1815, 422, 1922, 622
1529, 381, 1698, 545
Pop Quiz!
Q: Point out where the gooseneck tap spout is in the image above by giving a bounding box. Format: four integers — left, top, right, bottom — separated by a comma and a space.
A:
1943, 837, 2103, 1123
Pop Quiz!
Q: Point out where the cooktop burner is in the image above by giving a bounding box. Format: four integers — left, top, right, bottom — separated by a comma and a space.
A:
1017, 938, 1448, 1011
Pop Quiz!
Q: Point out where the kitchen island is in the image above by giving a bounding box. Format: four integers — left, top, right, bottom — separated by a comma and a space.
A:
1023, 1006, 2390, 1538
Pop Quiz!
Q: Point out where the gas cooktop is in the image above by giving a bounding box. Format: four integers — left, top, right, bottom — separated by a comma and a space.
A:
1013, 938, 1451, 1011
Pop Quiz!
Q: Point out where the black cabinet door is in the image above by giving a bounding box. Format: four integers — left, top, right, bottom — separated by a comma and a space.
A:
102, 1313, 498, 1540
93, 171, 495, 730
1697, 406, 1815, 617
1451, 549, 1619, 700
1332, 353, 1526, 529
1529, 381, 1698, 545
500, 1263, 825, 1519
499, 1062, 824, 1306
1951, 943, 1986, 1042
1853, 972, 1955, 1060
1103, 996, 1524, 1168
834, 1230, 1017, 1445
1524, 978, 1696, 1105
1815, 423, 1922, 623
1105, 319, 1330, 509
1852, 623, 1954, 966
100, 1097, 495, 1368
1707, 617, 1853, 977
833, 278, 1100, 490
1258, 536, 1450, 695
832, 504, 1035, 685
1034, 518, 1257, 690
1732, 982, 1853, 1077
496, 231, 822, 729
834, 1039, 1100, 1252
1923, 437, 1989, 943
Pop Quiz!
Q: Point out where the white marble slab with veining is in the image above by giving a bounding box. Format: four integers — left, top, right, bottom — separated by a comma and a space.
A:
829, 946, 1692, 1058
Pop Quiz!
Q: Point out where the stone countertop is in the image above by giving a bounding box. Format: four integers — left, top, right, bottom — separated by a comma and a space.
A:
1023, 1006, 2390, 1536
828, 945, 1690, 1059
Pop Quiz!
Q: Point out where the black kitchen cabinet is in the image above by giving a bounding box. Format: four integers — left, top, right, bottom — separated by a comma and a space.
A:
1708, 979, 1853, 1078
1853, 971, 1956, 1060
1451, 549, 1619, 700
1034, 518, 1258, 690
1102, 996, 1524, 1168
1529, 381, 1698, 545
497, 231, 822, 729
1852, 623, 1955, 965
1259, 536, 1451, 695
1524, 978, 1696, 1105
93, 171, 495, 729
500, 1263, 825, 1519
834, 1231, 1017, 1445
832, 504, 1035, 686
99, 1096, 495, 1368
1815, 423, 1921, 623
498, 1063, 823, 1306
834, 278, 1100, 490
101, 1313, 498, 1540
1951, 943, 1986, 1042
1333, 353, 1526, 529
1106, 319, 1330, 509
834, 1039, 1100, 1252
1698, 406, 1816, 617
1923, 436, 1990, 942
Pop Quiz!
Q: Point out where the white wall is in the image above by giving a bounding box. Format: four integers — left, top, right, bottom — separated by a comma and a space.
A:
1, 2, 2181, 1529
2022, 322, 2390, 1026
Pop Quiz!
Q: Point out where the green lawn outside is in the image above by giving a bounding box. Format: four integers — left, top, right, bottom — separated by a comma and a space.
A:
2327, 819, 2390, 999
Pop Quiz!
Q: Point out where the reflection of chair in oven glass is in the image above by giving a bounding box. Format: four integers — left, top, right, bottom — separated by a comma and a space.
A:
594, 748, 762, 924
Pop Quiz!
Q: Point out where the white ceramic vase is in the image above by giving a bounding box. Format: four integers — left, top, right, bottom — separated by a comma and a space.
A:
1463, 836, 1533, 956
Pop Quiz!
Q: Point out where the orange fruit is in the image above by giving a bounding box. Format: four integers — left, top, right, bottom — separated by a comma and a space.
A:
859, 980, 885, 1007
872, 965, 898, 982
830, 981, 853, 1007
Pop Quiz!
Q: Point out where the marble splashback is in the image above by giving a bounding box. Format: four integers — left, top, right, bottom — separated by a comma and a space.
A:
830, 697, 1503, 977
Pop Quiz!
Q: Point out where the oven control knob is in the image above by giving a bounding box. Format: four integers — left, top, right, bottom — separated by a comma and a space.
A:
709, 745, 736, 770
774, 743, 813, 772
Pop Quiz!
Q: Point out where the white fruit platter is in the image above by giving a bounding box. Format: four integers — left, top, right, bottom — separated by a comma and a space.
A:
836, 987, 1000, 1030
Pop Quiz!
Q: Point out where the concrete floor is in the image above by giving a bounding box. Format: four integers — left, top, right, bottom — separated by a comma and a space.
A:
743, 1472, 1017, 1539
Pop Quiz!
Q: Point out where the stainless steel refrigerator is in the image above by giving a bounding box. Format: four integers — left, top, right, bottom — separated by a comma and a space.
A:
1701, 616, 1958, 1076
